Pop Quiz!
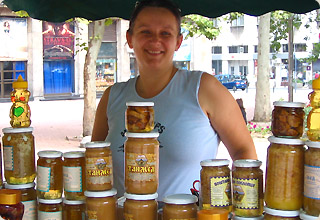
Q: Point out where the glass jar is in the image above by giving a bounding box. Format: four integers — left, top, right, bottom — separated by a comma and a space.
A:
265, 136, 305, 210
63, 199, 85, 220
271, 101, 305, 138
0, 139, 3, 188
304, 141, 320, 216
37, 150, 63, 199
63, 151, 86, 200
0, 189, 24, 220
38, 198, 62, 220
124, 132, 159, 194
124, 192, 158, 220
200, 159, 231, 211
2, 127, 36, 184
232, 159, 263, 217
307, 78, 320, 141
85, 141, 113, 191
300, 211, 319, 220
125, 102, 154, 132
264, 207, 300, 220
5, 182, 37, 220
197, 208, 229, 220
85, 188, 117, 220
163, 194, 198, 220
233, 215, 264, 220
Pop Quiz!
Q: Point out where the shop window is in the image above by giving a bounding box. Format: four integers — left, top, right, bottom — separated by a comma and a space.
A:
96, 58, 116, 92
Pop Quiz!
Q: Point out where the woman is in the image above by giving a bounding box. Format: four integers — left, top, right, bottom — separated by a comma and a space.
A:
92, 0, 257, 200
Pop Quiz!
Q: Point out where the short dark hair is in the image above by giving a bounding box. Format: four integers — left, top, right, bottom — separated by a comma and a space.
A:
128, 0, 181, 35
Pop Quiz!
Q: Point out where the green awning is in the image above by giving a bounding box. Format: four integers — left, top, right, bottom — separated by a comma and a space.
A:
3, 0, 320, 22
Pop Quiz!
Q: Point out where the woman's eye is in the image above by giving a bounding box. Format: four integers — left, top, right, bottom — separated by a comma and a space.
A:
141, 30, 150, 34
162, 32, 171, 36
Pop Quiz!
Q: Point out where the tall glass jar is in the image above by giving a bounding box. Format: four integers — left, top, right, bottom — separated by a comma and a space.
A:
63, 199, 85, 220
125, 102, 154, 132
265, 136, 305, 210
124, 132, 159, 194
38, 199, 62, 220
163, 194, 198, 220
264, 207, 300, 220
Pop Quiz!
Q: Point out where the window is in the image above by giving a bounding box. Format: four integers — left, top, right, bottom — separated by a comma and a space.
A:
212, 60, 222, 74
254, 45, 258, 53
231, 66, 235, 75
228, 45, 248, 53
231, 15, 244, 27
229, 46, 238, 53
239, 66, 248, 75
211, 18, 219, 28
212, 46, 222, 54
294, 43, 307, 52
282, 44, 288, 52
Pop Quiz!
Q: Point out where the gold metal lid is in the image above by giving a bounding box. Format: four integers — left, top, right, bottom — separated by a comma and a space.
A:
0, 189, 21, 205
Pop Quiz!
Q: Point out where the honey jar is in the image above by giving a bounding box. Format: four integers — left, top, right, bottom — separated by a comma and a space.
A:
85, 141, 113, 191
85, 188, 117, 220
264, 207, 299, 220
63, 151, 86, 200
37, 150, 63, 199
163, 194, 198, 220
197, 208, 229, 220
233, 215, 264, 220
125, 101, 154, 132
63, 199, 85, 220
200, 159, 231, 211
265, 136, 304, 210
124, 132, 159, 194
307, 78, 320, 141
0, 189, 24, 220
271, 101, 305, 138
2, 127, 36, 184
300, 211, 319, 220
38, 198, 62, 220
232, 159, 263, 217
124, 192, 158, 220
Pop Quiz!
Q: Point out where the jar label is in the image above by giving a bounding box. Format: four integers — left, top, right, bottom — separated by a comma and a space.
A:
63, 166, 82, 192
3, 145, 14, 171
86, 156, 113, 184
22, 200, 36, 220
304, 164, 320, 199
38, 211, 62, 220
126, 153, 157, 181
232, 178, 259, 209
208, 176, 231, 207
37, 166, 51, 192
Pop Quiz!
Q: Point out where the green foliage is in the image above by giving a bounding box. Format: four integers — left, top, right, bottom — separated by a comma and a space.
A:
247, 121, 272, 137
300, 42, 320, 63
14, 10, 29, 17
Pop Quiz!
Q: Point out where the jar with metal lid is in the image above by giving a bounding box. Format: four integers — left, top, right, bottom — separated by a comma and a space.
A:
163, 194, 198, 220
197, 208, 229, 220
124, 192, 158, 220
265, 136, 305, 210
264, 207, 300, 220
5, 182, 37, 220
125, 101, 154, 132
124, 132, 159, 194
63, 151, 86, 200
38, 198, 62, 220
303, 141, 320, 216
85, 188, 117, 220
37, 150, 63, 199
232, 159, 263, 217
2, 127, 36, 184
0, 189, 24, 220
63, 199, 85, 220
271, 101, 305, 138
85, 141, 113, 191
200, 159, 231, 211
300, 211, 319, 220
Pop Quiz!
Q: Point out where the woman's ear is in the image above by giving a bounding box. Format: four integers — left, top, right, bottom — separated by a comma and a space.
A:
175, 34, 183, 51
126, 31, 133, 49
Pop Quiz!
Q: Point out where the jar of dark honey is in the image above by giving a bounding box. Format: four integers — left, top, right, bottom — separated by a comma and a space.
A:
163, 194, 198, 220
63, 199, 85, 220
125, 102, 154, 132
0, 189, 24, 220
38, 198, 62, 220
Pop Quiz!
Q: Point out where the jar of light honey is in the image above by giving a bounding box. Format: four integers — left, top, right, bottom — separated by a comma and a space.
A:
124, 132, 159, 194
37, 150, 63, 199
163, 194, 198, 220
264, 207, 299, 220
38, 198, 62, 220
63, 199, 85, 220
125, 102, 154, 132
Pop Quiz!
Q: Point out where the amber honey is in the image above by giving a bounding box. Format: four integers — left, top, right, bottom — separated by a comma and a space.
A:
163, 194, 198, 220
125, 102, 154, 132
124, 193, 158, 220
38, 198, 62, 219
63, 199, 85, 220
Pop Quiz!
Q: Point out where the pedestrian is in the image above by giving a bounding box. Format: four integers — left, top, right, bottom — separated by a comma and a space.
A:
91, 0, 257, 200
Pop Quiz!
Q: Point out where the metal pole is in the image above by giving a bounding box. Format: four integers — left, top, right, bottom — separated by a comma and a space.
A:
288, 16, 294, 102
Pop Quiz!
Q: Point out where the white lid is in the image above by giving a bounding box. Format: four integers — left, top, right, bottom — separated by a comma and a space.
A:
268, 136, 305, 145
233, 159, 262, 168
126, 101, 154, 107
5, 182, 35, 189
264, 207, 299, 217
38, 150, 63, 158
163, 194, 198, 204
233, 215, 264, 220
124, 192, 158, 200
38, 198, 63, 204
63, 151, 85, 158
300, 211, 319, 220
273, 101, 305, 108
2, 127, 33, 134
125, 132, 159, 138
200, 159, 230, 167
85, 141, 111, 148
305, 140, 320, 149
84, 188, 117, 198
63, 199, 85, 205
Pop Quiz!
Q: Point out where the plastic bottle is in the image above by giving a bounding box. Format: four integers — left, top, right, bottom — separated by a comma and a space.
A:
307, 78, 320, 141
10, 75, 31, 128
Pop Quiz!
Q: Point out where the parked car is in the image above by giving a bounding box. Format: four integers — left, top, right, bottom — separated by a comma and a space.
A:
214, 74, 247, 91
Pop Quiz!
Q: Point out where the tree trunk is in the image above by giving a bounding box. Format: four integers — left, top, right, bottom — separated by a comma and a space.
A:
83, 19, 106, 137
253, 13, 271, 122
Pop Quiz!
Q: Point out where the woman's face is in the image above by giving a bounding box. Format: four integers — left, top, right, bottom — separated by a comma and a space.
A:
126, 7, 183, 71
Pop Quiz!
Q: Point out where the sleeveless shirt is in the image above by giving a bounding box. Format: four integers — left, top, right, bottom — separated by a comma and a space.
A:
106, 69, 220, 200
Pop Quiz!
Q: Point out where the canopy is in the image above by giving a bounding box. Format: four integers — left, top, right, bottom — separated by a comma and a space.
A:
3, 0, 320, 22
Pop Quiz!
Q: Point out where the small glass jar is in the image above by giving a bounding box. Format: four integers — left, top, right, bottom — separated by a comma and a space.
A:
5, 182, 37, 220
265, 136, 305, 210
63, 151, 86, 200
125, 102, 154, 132
124, 192, 158, 220
232, 159, 263, 217
0, 189, 24, 220
38, 198, 62, 220
37, 150, 63, 199
300, 211, 319, 220
124, 132, 159, 194
63, 199, 85, 220
85, 188, 117, 220
197, 208, 229, 220
264, 207, 300, 220
85, 141, 113, 191
271, 101, 305, 138
2, 127, 36, 184
200, 159, 231, 211
163, 194, 198, 220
